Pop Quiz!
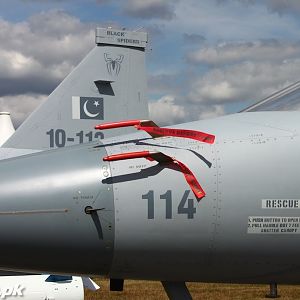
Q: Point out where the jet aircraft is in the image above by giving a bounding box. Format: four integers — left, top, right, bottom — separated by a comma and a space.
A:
0, 112, 101, 299
0, 108, 299, 300
1, 26, 300, 300
0, 275, 99, 300
0, 27, 149, 299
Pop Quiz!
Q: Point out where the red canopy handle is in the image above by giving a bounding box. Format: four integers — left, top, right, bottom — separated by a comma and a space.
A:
103, 151, 205, 199
95, 120, 157, 130
95, 119, 215, 144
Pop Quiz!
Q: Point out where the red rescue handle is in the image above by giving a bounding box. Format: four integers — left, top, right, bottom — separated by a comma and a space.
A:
136, 126, 215, 144
103, 151, 206, 199
95, 120, 142, 130
103, 151, 151, 161
95, 119, 215, 144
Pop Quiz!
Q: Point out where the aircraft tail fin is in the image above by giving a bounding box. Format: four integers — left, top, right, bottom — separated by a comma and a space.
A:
4, 27, 149, 150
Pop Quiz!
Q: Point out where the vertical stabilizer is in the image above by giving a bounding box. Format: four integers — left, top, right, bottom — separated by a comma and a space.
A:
4, 28, 149, 150
0, 112, 15, 146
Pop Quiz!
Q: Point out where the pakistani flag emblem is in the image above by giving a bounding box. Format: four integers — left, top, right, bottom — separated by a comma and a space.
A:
72, 96, 104, 120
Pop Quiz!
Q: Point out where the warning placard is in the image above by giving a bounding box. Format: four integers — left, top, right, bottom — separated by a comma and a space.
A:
248, 216, 300, 234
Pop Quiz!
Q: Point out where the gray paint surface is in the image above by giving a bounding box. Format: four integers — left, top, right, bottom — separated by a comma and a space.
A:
103, 111, 300, 283
0, 112, 300, 284
0, 143, 114, 275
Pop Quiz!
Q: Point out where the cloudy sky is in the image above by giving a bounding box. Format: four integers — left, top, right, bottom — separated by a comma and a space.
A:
1, 0, 300, 126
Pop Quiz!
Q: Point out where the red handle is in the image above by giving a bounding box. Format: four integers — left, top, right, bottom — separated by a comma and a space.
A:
95, 120, 142, 130
95, 119, 215, 144
103, 151, 206, 199
136, 126, 215, 144
103, 151, 151, 161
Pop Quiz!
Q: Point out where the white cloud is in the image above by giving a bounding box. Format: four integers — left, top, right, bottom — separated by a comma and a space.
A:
199, 104, 225, 120
149, 95, 186, 125
0, 94, 46, 127
0, 11, 97, 125
180, 37, 300, 112
238, 0, 300, 15
264, 0, 300, 14
187, 40, 300, 65
0, 11, 94, 96
21, 0, 70, 2
148, 73, 182, 95
196, 80, 237, 102
183, 33, 206, 44
123, 0, 178, 20
1, 0, 300, 129
169, 0, 300, 43
188, 59, 300, 105
217, 0, 300, 15
0, 50, 38, 76
149, 95, 226, 125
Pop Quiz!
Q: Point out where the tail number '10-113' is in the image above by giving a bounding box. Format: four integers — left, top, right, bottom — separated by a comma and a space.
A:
46, 129, 104, 148
142, 190, 196, 219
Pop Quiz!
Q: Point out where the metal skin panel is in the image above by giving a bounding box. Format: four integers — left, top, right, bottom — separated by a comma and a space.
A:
0, 143, 114, 275
213, 135, 300, 284
100, 111, 300, 282
104, 135, 217, 281
1, 111, 300, 284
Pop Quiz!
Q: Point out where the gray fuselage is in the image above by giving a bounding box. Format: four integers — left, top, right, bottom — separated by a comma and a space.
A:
0, 111, 299, 284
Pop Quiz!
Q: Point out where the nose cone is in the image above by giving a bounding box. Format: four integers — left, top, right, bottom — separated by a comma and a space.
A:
0, 143, 114, 275
0, 112, 15, 146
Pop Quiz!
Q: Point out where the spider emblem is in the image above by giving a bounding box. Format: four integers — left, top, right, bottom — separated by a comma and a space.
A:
104, 53, 124, 76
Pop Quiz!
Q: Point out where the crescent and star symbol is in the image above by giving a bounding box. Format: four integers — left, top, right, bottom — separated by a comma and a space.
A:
83, 100, 100, 118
